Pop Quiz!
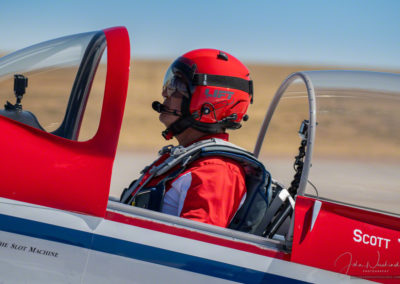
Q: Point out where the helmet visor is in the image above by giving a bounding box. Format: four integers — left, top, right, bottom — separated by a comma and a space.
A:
162, 57, 197, 95
162, 74, 189, 98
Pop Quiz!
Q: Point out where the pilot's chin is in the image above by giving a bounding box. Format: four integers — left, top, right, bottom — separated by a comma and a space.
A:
159, 113, 177, 127
159, 112, 169, 124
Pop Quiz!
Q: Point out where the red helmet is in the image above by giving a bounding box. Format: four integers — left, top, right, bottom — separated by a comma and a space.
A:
160, 48, 253, 139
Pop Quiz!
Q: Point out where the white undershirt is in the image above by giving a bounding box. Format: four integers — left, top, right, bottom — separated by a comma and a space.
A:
161, 172, 192, 216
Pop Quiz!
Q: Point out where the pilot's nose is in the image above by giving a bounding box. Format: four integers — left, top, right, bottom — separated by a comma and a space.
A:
162, 89, 169, 99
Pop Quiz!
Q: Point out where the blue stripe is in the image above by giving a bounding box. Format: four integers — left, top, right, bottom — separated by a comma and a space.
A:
0, 213, 309, 284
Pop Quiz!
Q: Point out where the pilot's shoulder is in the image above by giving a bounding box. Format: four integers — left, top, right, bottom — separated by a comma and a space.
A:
189, 156, 245, 175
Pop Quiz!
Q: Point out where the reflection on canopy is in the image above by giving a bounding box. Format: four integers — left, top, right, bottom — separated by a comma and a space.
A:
0, 31, 105, 140
257, 70, 400, 215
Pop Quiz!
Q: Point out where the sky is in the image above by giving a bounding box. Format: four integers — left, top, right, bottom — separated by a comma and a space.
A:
1, 0, 400, 69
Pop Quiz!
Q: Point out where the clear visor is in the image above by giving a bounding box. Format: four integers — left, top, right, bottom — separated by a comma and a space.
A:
162, 68, 189, 98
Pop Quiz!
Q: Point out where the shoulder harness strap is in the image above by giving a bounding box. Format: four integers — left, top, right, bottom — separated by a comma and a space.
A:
121, 138, 272, 235
120, 139, 227, 204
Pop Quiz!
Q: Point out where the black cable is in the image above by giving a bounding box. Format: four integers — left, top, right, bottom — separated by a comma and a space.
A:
307, 180, 319, 196
288, 139, 307, 197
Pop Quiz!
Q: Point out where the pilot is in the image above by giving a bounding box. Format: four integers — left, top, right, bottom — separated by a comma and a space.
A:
122, 49, 254, 227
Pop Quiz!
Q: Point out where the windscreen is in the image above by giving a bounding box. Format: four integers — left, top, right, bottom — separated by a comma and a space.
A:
0, 31, 104, 138
258, 79, 310, 191
304, 71, 400, 215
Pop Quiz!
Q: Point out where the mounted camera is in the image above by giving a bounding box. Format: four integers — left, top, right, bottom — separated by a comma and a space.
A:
5, 74, 28, 111
298, 119, 309, 140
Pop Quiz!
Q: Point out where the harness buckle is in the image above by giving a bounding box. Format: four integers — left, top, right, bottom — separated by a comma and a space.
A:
140, 165, 150, 174
159, 144, 174, 155
170, 145, 186, 157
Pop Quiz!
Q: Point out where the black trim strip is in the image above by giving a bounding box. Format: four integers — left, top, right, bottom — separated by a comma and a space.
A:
193, 74, 253, 96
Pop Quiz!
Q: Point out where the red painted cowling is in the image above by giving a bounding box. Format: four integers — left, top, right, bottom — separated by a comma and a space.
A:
291, 196, 400, 281
0, 27, 130, 217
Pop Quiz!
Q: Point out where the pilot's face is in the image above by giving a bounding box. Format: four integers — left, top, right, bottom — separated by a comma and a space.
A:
159, 90, 184, 127
159, 77, 189, 127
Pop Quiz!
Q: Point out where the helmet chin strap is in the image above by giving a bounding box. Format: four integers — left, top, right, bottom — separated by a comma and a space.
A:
162, 116, 193, 140
152, 101, 190, 140
154, 93, 242, 140
162, 114, 238, 140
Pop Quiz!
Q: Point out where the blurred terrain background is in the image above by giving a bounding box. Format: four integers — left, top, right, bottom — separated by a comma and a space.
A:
120, 60, 324, 152
1, 57, 397, 156
118, 60, 399, 154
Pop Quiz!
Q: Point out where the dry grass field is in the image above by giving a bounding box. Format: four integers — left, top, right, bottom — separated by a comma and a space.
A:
0, 56, 399, 159
118, 60, 400, 160
122, 60, 324, 151
74, 60, 329, 151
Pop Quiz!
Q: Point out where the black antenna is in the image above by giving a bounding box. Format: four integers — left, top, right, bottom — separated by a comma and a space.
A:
217, 51, 228, 61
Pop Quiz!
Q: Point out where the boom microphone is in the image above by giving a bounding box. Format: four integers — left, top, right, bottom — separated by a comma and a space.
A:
152, 101, 181, 116
152, 101, 163, 113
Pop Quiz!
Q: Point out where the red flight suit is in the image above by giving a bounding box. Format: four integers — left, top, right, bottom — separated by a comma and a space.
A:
139, 133, 246, 228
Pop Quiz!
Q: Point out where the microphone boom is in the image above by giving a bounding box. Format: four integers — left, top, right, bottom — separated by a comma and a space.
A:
152, 101, 181, 116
